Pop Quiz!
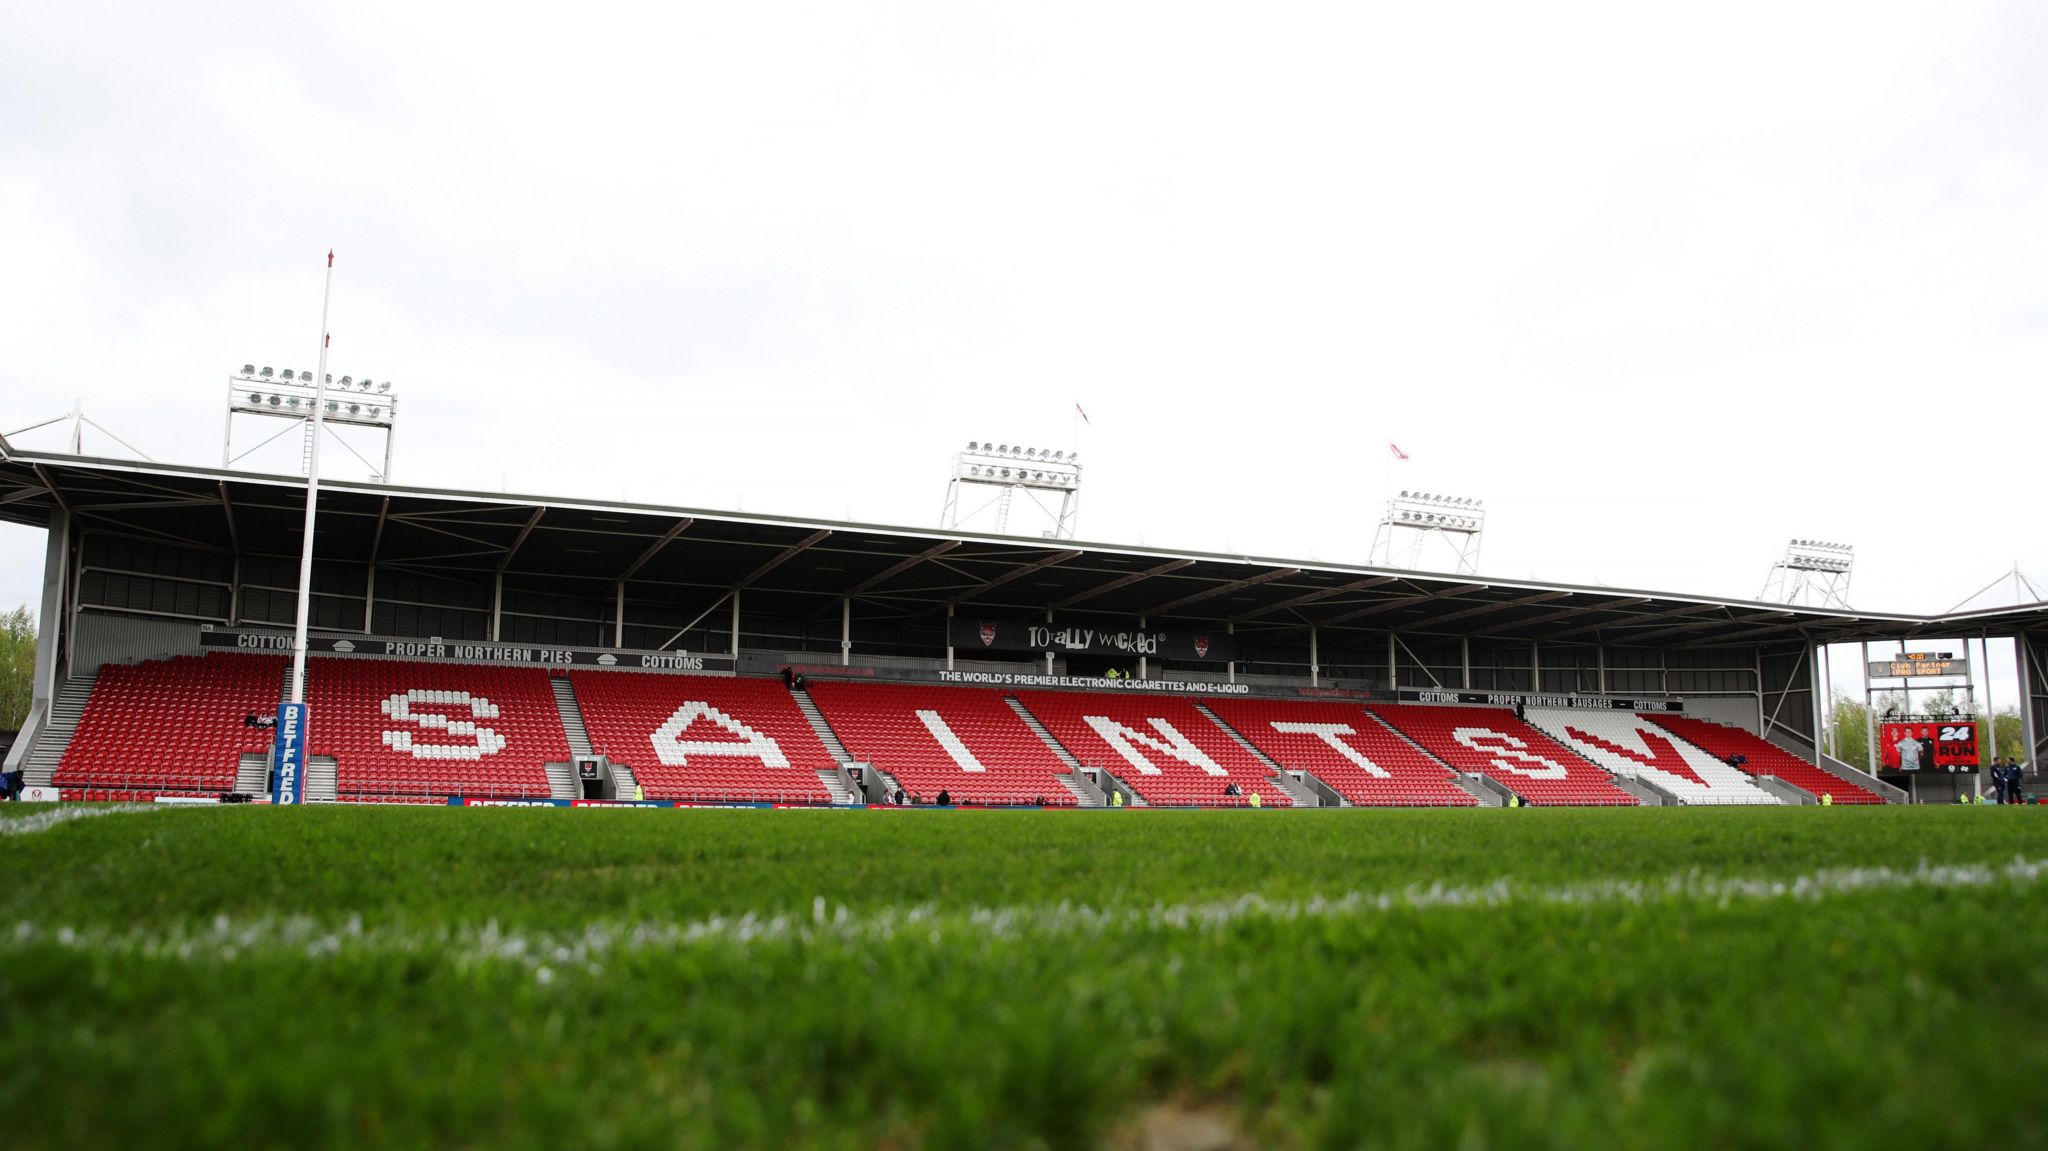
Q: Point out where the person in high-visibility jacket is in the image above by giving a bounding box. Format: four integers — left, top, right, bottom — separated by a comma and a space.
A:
1820, 792, 1833, 806
1248, 791, 1262, 809
635, 783, 645, 802
1110, 789, 1123, 808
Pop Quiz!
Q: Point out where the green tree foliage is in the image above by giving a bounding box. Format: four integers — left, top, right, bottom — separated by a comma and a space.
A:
0, 606, 33, 731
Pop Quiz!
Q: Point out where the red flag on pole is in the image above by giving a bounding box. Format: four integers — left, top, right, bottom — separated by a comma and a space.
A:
1389, 443, 1409, 460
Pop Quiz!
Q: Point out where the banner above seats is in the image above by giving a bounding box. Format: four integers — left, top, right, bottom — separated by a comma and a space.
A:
200, 628, 734, 673
946, 617, 1236, 662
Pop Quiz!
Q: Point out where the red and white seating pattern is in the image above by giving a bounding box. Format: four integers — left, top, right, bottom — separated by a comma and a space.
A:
1642, 713, 1886, 804
1202, 698, 1475, 806
57, 652, 284, 802
1011, 691, 1290, 806
570, 672, 834, 804
1522, 708, 1779, 805
1367, 704, 1638, 805
310, 659, 566, 801
805, 680, 1077, 805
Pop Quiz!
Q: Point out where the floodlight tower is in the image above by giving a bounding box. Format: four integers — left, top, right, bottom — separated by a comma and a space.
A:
940, 441, 1084, 538
1759, 539, 1854, 609
1369, 490, 1485, 573
223, 364, 400, 481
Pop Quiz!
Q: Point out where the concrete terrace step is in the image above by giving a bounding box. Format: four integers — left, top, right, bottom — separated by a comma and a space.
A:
791, 687, 854, 763
550, 677, 595, 758
22, 673, 97, 786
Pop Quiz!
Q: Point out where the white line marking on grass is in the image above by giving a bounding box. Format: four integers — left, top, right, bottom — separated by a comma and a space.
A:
0, 804, 163, 838
8, 857, 2045, 977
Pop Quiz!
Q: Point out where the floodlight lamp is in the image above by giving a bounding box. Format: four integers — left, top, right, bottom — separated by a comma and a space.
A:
347, 403, 361, 415
377, 382, 391, 392
968, 441, 979, 450
340, 376, 352, 387
260, 367, 274, 378
998, 444, 1009, 454
266, 395, 280, 407
368, 406, 381, 417
241, 363, 256, 375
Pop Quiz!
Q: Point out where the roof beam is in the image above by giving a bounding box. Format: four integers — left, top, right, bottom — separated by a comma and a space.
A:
30, 464, 72, 518
847, 539, 961, 596
367, 496, 392, 566
954, 548, 1083, 604
1622, 609, 1795, 644
497, 507, 546, 574
1318, 583, 1489, 627
1234, 575, 1403, 622
1054, 558, 1197, 610
218, 482, 240, 555
1422, 590, 1575, 627
738, 529, 831, 588
1543, 601, 1715, 641
1509, 596, 1652, 633
620, 516, 693, 582
1147, 567, 1301, 617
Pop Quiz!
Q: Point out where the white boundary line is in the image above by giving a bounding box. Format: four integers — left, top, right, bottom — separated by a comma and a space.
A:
6, 857, 2042, 982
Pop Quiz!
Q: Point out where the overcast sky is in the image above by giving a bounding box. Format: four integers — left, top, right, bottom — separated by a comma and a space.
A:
3, 2, 2043, 706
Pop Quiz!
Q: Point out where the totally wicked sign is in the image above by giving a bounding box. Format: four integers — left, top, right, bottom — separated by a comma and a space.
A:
948, 618, 1235, 662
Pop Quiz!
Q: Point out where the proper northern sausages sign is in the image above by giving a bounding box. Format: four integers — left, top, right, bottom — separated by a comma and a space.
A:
201, 629, 734, 672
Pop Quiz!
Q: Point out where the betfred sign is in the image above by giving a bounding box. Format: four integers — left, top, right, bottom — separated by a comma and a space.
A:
272, 702, 308, 804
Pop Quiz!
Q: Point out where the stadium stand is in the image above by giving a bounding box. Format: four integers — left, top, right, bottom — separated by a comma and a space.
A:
56, 651, 285, 802
1201, 697, 1476, 806
1010, 690, 1290, 806
804, 680, 1078, 805
1642, 713, 1886, 804
1523, 708, 1779, 805
569, 671, 835, 804
308, 658, 568, 802
1366, 703, 1638, 805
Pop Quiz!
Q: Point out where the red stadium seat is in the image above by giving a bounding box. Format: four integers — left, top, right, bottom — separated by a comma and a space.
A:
805, 680, 1077, 805
1367, 704, 1637, 806
1009, 690, 1289, 806
310, 659, 566, 801
56, 652, 282, 798
1202, 698, 1475, 806
1641, 714, 1885, 804
568, 671, 834, 805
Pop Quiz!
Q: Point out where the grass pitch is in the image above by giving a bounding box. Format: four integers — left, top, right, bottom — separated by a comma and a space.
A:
3, 805, 2045, 1149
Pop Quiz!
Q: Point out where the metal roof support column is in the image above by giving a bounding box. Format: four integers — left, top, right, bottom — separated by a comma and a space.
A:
1310, 625, 1319, 687
1596, 642, 1607, 695
229, 554, 242, 628
1227, 620, 1236, 685
491, 573, 503, 643
1532, 640, 1541, 694
2019, 635, 2040, 773
1387, 631, 1397, 691
842, 597, 852, 667
945, 602, 954, 671
615, 581, 626, 649
362, 564, 374, 634
1660, 647, 1669, 696
1859, 642, 1877, 776
67, 529, 83, 683
1756, 646, 1767, 735
1462, 636, 1472, 690
33, 507, 68, 704
731, 590, 742, 657
1138, 616, 1148, 681
1809, 638, 1825, 768
1976, 634, 1992, 799
1044, 607, 1053, 676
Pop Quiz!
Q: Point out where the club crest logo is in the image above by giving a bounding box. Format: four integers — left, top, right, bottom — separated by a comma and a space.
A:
1193, 635, 1210, 658
979, 623, 997, 647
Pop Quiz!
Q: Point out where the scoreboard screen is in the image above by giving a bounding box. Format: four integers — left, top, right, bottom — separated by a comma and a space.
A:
1879, 721, 1979, 773
1866, 652, 1968, 679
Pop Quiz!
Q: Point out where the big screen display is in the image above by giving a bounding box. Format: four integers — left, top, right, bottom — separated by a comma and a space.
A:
1879, 721, 1979, 773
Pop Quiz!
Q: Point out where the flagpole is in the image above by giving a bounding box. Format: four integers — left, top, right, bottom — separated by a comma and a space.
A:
289, 250, 336, 706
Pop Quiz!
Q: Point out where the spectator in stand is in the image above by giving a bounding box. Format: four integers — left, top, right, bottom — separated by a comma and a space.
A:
0, 766, 19, 801
936, 788, 952, 807
1223, 782, 1242, 798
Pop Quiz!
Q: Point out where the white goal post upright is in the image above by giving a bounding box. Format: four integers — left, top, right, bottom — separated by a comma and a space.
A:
289, 250, 337, 707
